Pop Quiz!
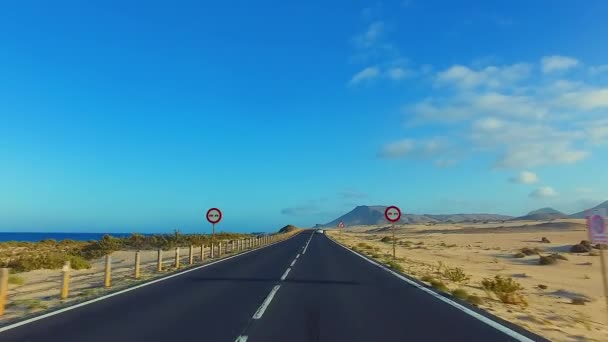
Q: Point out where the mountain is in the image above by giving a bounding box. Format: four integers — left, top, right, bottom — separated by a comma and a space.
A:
512, 207, 568, 221
570, 200, 608, 218
322, 206, 513, 227
324, 206, 387, 226
278, 225, 298, 233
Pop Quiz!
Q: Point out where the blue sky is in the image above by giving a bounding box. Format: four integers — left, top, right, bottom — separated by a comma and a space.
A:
1, 1, 607, 233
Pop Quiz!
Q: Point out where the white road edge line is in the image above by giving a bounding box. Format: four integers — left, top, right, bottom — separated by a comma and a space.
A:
235, 335, 248, 342
328, 236, 536, 342
295, 253, 300, 259
0, 232, 304, 334
253, 285, 281, 319
280, 268, 291, 281
290, 259, 297, 267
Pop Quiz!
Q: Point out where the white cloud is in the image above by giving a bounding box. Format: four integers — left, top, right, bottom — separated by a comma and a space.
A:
497, 143, 588, 168
378, 137, 446, 159
541, 55, 580, 73
589, 65, 608, 75
558, 88, 608, 110
435, 63, 531, 88
474, 117, 504, 130
353, 21, 385, 49
387, 56, 608, 169
387, 67, 410, 80
434, 158, 458, 168
509, 171, 539, 184
529, 186, 558, 198
378, 139, 415, 159
349, 67, 380, 85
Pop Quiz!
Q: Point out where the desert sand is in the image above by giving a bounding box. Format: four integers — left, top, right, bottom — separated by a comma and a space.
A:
328, 219, 608, 342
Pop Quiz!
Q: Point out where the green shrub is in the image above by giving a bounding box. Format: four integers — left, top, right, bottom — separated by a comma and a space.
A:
442, 267, 470, 284
380, 236, 394, 243
571, 297, 588, 305
357, 242, 372, 249
8, 275, 25, 285
68, 255, 91, 270
537, 284, 548, 290
521, 247, 541, 256
10, 299, 48, 310
421, 275, 435, 282
481, 275, 527, 306
8, 252, 91, 272
513, 252, 525, 258
430, 280, 449, 292
467, 295, 483, 305
539, 253, 566, 265
539, 255, 556, 265
553, 253, 568, 261
451, 288, 469, 300
385, 260, 404, 272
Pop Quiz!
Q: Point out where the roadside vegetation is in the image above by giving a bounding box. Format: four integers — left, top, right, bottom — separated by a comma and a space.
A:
0, 231, 252, 273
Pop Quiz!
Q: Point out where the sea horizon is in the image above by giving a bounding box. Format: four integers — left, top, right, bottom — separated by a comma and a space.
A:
0, 232, 141, 242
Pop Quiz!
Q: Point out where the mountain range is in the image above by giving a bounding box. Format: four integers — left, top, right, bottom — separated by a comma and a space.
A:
322, 200, 608, 227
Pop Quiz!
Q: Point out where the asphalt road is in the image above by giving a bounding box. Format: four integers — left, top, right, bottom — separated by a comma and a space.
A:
0, 230, 546, 342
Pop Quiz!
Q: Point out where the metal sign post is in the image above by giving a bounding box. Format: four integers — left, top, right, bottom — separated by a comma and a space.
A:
384, 206, 402, 260
587, 208, 608, 322
207, 208, 222, 258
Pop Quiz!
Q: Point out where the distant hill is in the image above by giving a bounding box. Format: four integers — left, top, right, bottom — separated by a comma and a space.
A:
512, 207, 569, 221
570, 200, 608, 218
323, 206, 513, 227
278, 225, 298, 233
324, 206, 387, 226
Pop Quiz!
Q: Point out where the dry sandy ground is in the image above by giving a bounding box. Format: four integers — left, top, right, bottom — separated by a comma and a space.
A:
329, 219, 608, 342
1, 243, 241, 324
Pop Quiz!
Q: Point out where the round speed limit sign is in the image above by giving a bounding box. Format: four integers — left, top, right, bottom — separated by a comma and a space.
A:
384, 206, 401, 223
206, 208, 222, 224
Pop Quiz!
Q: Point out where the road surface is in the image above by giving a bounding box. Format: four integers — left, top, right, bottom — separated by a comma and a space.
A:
0, 230, 546, 342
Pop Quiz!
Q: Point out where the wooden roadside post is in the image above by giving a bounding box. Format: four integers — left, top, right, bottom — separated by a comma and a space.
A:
189, 245, 194, 265
0, 268, 9, 316
157, 249, 163, 272
175, 247, 180, 269
201, 244, 205, 261
61, 261, 70, 299
104, 255, 112, 288
134, 251, 141, 279
218, 242, 222, 257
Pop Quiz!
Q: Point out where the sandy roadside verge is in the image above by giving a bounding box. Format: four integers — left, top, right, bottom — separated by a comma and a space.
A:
328, 220, 608, 342
0, 234, 290, 326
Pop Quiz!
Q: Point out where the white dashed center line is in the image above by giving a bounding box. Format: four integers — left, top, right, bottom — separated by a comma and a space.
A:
253, 285, 281, 319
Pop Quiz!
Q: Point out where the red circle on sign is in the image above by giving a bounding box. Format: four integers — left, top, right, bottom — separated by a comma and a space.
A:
384, 206, 401, 223
206, 208, 222, 224
338, 222, 345, 228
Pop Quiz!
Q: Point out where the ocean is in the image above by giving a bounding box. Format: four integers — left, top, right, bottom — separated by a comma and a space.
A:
0, 232, 134, 242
